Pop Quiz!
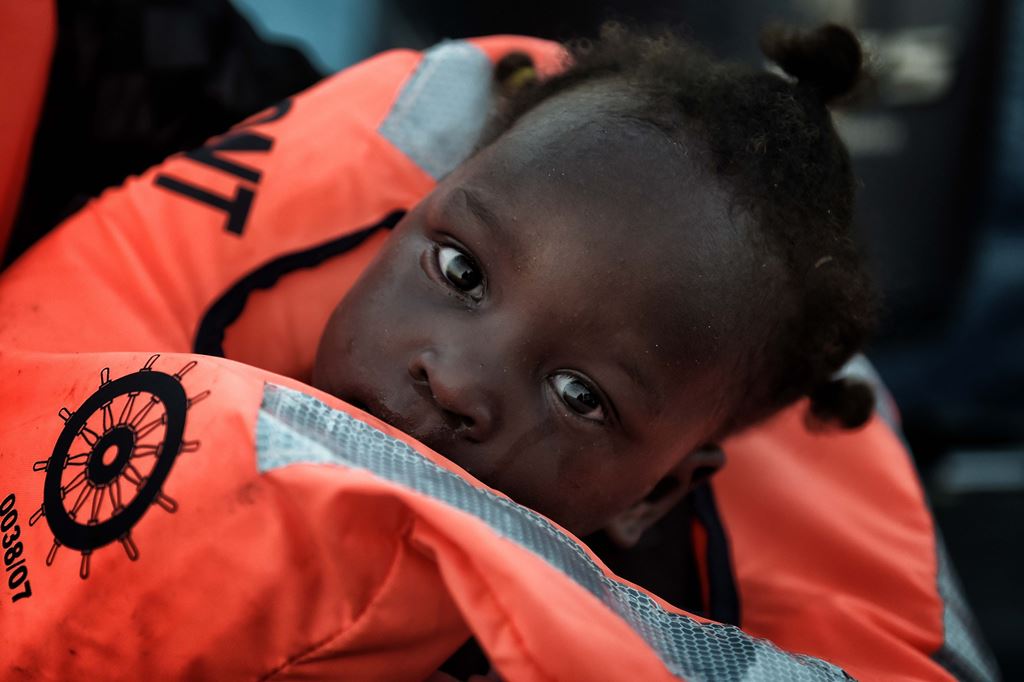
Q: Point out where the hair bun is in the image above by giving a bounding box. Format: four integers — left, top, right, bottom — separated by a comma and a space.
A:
760, 23, 863, 104
808, 377, 875, 429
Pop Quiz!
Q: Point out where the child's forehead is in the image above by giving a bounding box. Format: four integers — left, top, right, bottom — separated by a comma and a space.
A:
499, 84, 684, 172
471, 88, 728, 231
460, 103, 742, 273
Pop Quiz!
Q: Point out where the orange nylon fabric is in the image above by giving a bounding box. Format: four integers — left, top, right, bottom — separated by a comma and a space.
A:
0, 0, 56, 258
0, 34, 954, 680
720, 410, 949, 681
0, 348, 678, 681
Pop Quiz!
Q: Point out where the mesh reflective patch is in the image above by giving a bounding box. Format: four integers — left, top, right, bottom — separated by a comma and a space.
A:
932, 534, 1000, 681
379, 40, 493, 180
857, 362, 1000, 681
256, 384, 852, 681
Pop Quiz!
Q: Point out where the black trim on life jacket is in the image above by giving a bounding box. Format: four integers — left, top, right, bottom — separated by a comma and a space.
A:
193, 210, 404, 357
690, 481, 742, 626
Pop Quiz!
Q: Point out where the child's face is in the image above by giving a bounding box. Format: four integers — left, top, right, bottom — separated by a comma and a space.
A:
314, 85, 753, 536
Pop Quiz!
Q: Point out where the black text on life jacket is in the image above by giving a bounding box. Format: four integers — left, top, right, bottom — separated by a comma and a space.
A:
153, 99, 292, 235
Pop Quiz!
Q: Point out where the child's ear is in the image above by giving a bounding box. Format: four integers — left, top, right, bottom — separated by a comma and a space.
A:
604, 446, 725, 549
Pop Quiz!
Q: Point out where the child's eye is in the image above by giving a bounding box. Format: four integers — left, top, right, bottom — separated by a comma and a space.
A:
550, 373, 606, 422
436, 245, 485, 300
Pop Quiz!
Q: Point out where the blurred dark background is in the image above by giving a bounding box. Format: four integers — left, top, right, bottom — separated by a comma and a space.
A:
5, 0, 1022, 675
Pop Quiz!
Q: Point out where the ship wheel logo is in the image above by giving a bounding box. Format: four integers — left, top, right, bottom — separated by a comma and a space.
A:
28, 355, 207, 579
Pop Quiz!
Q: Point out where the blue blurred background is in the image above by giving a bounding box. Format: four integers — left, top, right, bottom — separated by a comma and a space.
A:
6, 0, 1022, 676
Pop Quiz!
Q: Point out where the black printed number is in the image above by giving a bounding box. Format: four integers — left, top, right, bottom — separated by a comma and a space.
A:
1, 494, 33, 602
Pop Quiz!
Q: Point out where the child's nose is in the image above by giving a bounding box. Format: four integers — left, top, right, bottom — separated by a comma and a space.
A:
408, 349, 497, 442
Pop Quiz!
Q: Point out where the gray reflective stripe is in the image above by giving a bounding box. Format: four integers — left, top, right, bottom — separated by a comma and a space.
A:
256, 383, 852, 681
932, 534, 1001, 681
840, 360, 999, 680
379, 40, 493, 180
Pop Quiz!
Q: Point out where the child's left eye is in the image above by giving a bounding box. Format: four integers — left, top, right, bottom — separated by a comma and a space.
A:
436, 245, 485, 300
550, 373, 606, 422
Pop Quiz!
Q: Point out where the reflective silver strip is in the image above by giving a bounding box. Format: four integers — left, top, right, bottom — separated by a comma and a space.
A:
841, 357, 999, 680
379, 40, 494, 180
256, 383, 851, 681
932, 534, 1001, 681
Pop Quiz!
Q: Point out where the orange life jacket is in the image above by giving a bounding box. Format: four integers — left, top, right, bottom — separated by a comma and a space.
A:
0, 36, 995, 681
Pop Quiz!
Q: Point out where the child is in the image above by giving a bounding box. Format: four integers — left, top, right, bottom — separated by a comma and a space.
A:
0, 20, 994, 682
312, 22, 877, 545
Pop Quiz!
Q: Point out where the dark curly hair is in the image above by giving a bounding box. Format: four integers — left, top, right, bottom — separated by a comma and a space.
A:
487, 23, 879, 437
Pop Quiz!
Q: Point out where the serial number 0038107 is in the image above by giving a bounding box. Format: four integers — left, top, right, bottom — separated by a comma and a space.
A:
1, 493, 33, 602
